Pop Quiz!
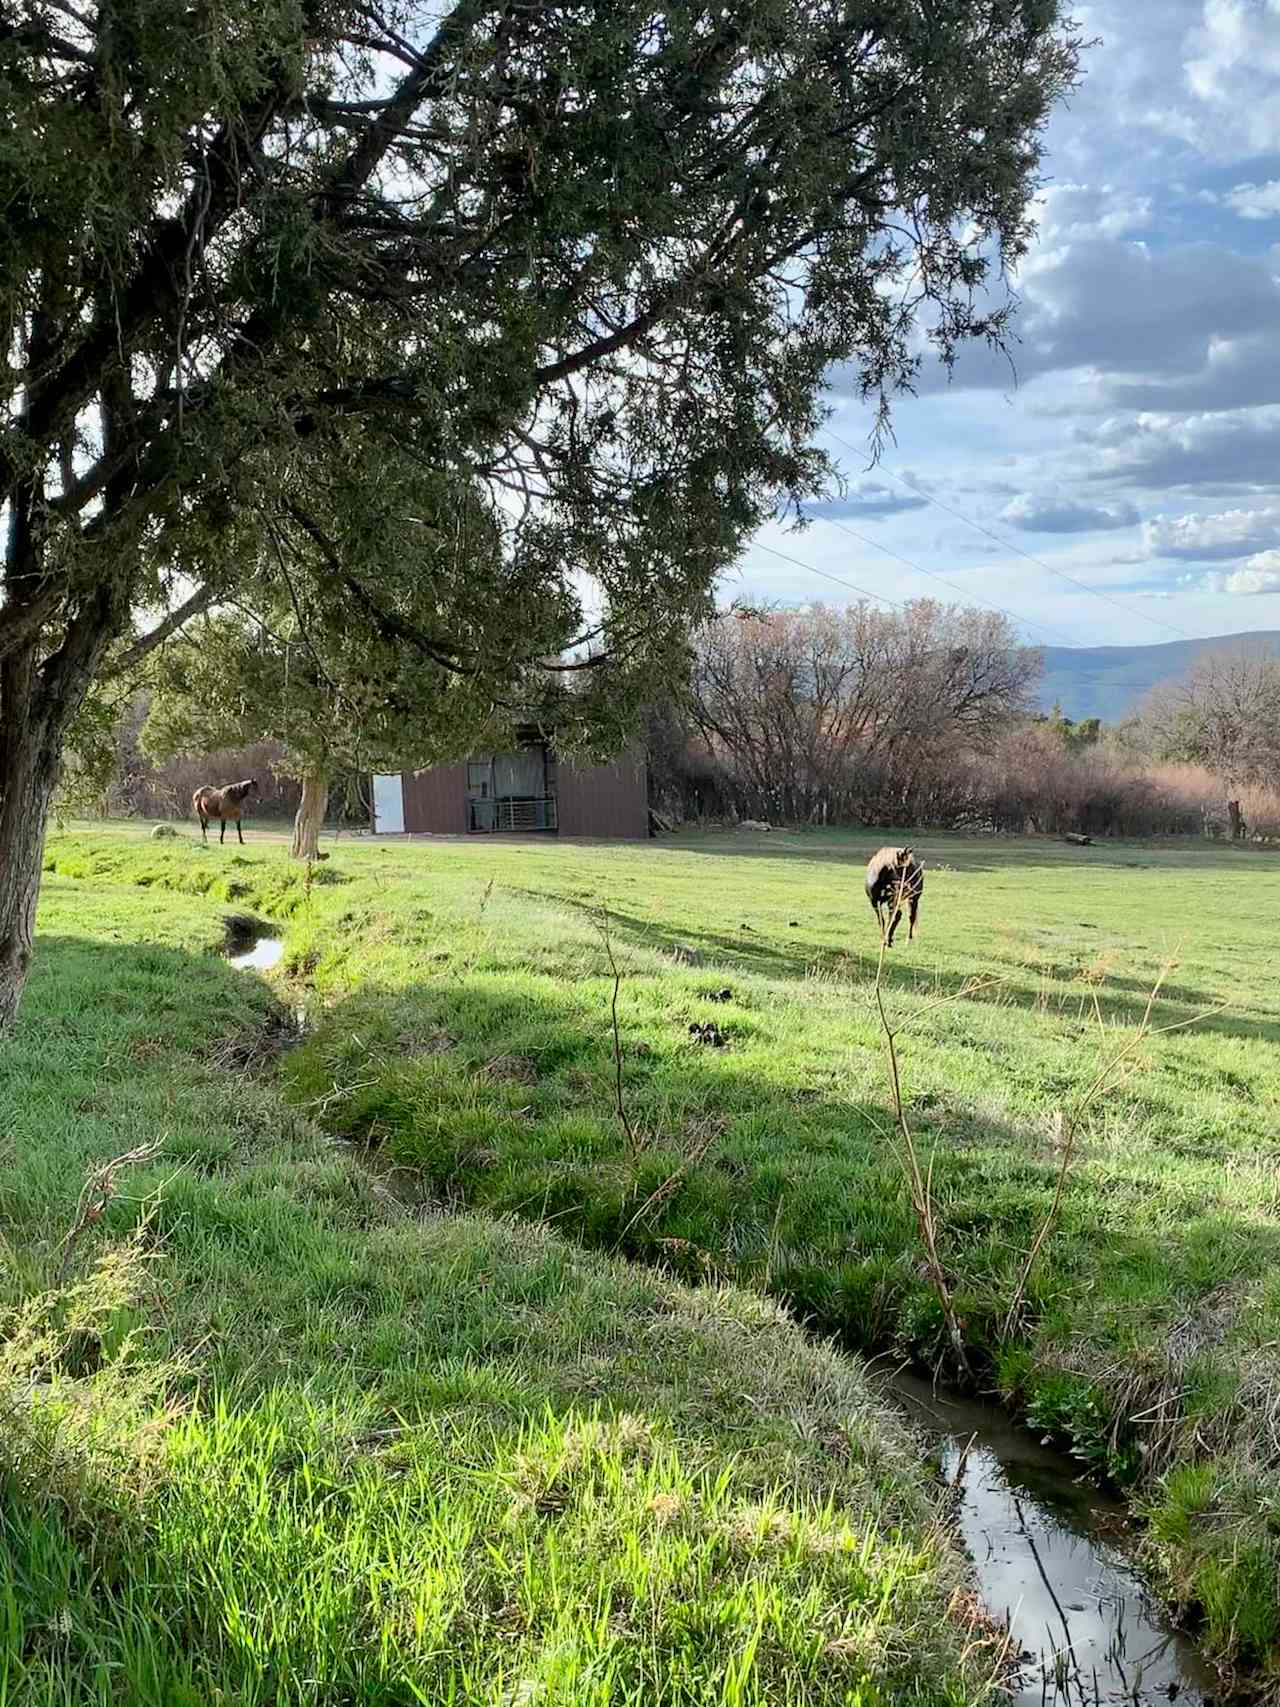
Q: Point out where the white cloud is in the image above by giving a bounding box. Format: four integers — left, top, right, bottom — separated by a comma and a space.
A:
1144, 505, 1280, 558
1000, 492, 1139, 533
1199, 549, 1280, 593
804, 3, 1280, 648
1075, 330, 1280, 414
1184, 0, 1280, 160
903, 225, 1280, 412
1224, 179, 1280, 220
1015, 236, 1280, 384
1042, 2, 1205, 172
1036, 183, 1155, 241
806, 479, 926, 521
1078, 407, 1280, 491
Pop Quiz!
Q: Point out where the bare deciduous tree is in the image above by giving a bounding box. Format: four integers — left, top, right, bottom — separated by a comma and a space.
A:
1134, 647, 1280, 787
684, 601, 1041, 822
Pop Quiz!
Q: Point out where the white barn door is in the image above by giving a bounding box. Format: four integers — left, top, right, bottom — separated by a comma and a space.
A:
372, 774, 405, 835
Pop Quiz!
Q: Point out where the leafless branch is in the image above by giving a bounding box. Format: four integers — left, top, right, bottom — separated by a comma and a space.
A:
595, 907, 641, 1159
871, 883, 972, 1380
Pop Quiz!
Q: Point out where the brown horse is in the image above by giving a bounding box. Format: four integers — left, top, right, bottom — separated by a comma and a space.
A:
193, 779, 258, 845
865, 845, 923, 948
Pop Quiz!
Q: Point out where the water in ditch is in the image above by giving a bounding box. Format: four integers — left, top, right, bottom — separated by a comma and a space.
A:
227, 934, 284, 971
885, 1371, 1220, 1705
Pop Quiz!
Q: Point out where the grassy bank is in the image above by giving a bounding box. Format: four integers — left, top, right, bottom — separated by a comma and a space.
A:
0, 860, 998, 1705
34, 824, 1280, 1688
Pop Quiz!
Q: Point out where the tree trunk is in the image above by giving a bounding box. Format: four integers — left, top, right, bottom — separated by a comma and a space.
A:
290, 773, 329, 860
0, 650, 63, 1031
0, 573, 134, 1031
1, 361, 136, 1032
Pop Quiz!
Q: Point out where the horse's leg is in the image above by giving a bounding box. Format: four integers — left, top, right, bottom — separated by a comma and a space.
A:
236, 815, 245, 846
219, 817, 226, 844
198, 810, 208, 843
908, 896, 919, 940
886, 904, 901, 948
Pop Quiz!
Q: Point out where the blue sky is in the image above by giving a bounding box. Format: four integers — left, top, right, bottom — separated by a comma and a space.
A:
734, 0, 1280, 648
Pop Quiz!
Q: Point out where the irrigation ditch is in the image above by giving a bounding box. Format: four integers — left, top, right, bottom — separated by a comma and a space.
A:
220, 908, 1229, 1706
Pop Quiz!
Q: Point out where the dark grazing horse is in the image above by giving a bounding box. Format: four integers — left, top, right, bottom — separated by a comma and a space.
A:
193, 779, 258, 845
865, 846, 923, 948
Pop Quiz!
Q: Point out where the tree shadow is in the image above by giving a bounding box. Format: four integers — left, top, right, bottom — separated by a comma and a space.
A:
540, 898, 1280, 1049
14, 922, 1280, 1541
976, 953, 1280, 1048
15, 932, 993, 1707
1, 928, 284, 1255
289, 965, 1280, 1367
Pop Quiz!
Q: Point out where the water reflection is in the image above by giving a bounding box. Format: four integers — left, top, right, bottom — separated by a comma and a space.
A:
886, 1372, 1217, 1705
228, 935, 284, 971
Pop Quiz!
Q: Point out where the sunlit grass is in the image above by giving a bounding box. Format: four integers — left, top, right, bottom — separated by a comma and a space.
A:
27, 823, 1280, 1680
0, 855, 998, 1705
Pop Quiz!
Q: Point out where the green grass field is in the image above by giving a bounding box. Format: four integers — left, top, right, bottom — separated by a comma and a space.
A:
10, 822, 1280, 1697
0, 837, 1004, 1707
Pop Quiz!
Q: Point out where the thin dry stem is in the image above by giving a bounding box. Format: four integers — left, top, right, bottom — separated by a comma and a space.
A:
55, 1140, 166, 1287
999, 954, 1195, 1343
595, 908, 641, 1158
871, 885, 973, 1380
895, 973, 1008, 1036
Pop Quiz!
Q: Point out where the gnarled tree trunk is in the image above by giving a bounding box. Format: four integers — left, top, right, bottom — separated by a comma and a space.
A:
0, 632, 97, 1030
290, 772, 329, 861
1, 393, 135, 1031
0, 650, 60, 1031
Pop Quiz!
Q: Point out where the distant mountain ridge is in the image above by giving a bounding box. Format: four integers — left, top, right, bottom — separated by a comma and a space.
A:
1035, 631, 1280, 724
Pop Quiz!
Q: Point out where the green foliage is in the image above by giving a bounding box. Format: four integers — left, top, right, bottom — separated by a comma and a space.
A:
1036, 704, 1104, 754
0, 1240, 174, 1515
44, 836, 346, 913
1145, 1461, 1280, 1666
1024, 1374, 1141, 1484
19, 822, 1280, 1685
45, 817, 1280, 1683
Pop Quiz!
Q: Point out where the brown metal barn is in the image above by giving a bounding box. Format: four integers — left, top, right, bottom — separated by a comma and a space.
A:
372, 740, 648, 840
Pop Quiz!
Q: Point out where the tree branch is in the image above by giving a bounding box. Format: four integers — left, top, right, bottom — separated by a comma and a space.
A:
108, 584, 220, 675
0, 580, 67, 664
281, 500, 471, 673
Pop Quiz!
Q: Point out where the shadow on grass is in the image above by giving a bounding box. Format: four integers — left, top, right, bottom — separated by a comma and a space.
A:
533, 897, 1280, 1049
284, 961, 1280, 1373
978, 953, 1280, 1048
16, 928, 1280, 1386
1, 930, 283, 1260
12, 924, 1280, 1696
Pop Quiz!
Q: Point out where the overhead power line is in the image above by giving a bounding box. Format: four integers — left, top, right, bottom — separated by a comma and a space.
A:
747, 508, 1084, 648
802, 508, 1084, 648
749, 539, 907, 610
821, 424, 1198, 645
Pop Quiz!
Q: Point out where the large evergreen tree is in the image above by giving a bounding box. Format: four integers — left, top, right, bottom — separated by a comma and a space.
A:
0, 0, 1079, 1025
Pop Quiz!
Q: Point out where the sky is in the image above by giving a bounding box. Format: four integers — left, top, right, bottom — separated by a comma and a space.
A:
733, 0, 1280, 650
